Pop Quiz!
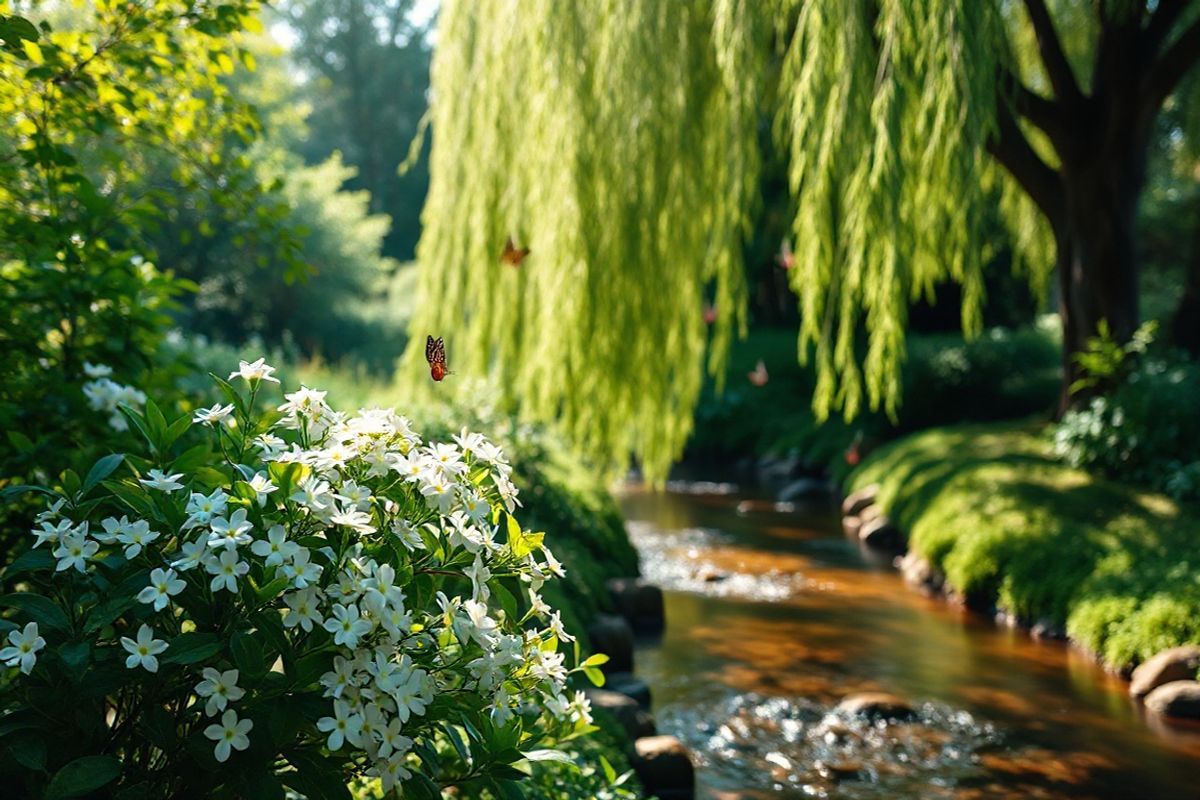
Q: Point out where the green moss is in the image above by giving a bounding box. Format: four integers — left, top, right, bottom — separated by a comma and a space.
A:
850, 421, 1200, 670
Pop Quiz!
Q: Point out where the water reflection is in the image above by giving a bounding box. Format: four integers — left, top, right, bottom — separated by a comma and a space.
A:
620, 482, 1200, 799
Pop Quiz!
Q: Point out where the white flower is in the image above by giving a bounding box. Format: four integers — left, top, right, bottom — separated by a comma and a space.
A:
283, 549, 323, 588
546, 610, 575, 642
121, 624, 167, 672
205, 549, 249, 593
390, 519, 425, 552
290, 476, 333, 512
419, 475, 456, 515
137, 567, 186, 611
53, 530, 98, 572
376, 717, 413, 760
171, 537, 208, 571
369, 751, 413, 792
316, 700, 363, 750
83, 362, 113, 378
193, 403, 235, 425
464, 555, 491, 602
389, 662, 432, 723
323, 604, 372, 648
229, 357, 279, 384
571, 690, 594, 726
33, 519, 74, 548
248, 473, 277, 506
320, 656, 358, 698
0, 622, 45, 674
204, 709, 253, 763
330, 507, 375, 534
283, 587, 324, 632
195, 668, 245, 716
335, 480, 372, 511
116, 520, 159, 559
208, 508, 253, 550
139, 469, 185, 492
251, 524, 299, 567
185, 489, 228, 528
95, 515, 132, 544
490, 686, 514, 726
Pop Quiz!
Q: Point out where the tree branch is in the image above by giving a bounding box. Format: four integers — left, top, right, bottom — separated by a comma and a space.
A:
1001, 67, 1066, 147
1022, 0, 1084, 104
987, 96, 1063, 227
1142, 17, 1200, 116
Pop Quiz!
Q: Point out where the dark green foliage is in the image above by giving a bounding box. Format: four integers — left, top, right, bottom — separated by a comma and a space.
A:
851, 422, 1200, 670
1055, 352, 1200, 501
687, 324, 1061, 472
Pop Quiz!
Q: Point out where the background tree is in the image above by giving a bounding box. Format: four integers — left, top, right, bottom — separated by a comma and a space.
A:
409, 0, 1200, 481
278, 0, 432, 261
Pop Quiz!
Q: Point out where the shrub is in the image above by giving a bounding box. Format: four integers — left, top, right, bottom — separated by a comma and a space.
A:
0, 363, 604, 798
1055, 349, 1200, 501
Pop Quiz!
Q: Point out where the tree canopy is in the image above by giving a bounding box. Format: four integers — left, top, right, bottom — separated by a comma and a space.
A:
410, 0, 1200, 481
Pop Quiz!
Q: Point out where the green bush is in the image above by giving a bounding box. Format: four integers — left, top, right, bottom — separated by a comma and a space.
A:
1055, 353, 1200, 501
0, 365, 605, 797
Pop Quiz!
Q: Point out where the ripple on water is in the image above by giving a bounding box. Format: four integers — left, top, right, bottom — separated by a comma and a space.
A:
628, 522, 810, 602
658, 691, 1004, 798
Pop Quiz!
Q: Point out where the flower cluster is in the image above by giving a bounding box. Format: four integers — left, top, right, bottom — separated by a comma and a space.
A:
81, 362, 147, 432
3, 362, 600, 795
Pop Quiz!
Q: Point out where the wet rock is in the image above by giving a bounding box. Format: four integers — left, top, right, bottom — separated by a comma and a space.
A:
635, 709, 658, 738
779, 477, 829, 502
606, 672, 653, 709
586, 614, 635, 674
841, 484, 879, 517
842, 515, 863, 539
695, 566, 729, 584
1031, 618, 1066, 641
606, 578, 665, 633
858, 515, 904, 552
814, 759, 867, 783
835, 692, 917, 722
1144, 680, 1200, 719
585, 688, 641, 741
631, 735, 695, 800
1130, 646, 1200, 699
896, 551, 943, 594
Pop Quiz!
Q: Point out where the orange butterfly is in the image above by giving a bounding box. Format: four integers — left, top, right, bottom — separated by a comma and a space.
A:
425, 335, 451, 382
500, 236, 530, 267
748, 359, 769, 387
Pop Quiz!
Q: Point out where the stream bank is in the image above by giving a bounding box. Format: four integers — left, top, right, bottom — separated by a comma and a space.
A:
618, 479, 1200, 799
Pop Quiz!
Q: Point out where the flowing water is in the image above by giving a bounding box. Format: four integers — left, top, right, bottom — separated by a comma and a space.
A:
618, 481, 1200, 799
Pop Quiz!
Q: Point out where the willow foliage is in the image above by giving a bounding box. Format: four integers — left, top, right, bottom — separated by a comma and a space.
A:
410, 0, 1054, 481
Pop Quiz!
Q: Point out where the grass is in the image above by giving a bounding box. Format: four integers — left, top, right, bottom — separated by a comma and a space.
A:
849, 420, 1200, 671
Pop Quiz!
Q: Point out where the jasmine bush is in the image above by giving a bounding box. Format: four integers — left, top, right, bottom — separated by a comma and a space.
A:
0, 362, 605, 798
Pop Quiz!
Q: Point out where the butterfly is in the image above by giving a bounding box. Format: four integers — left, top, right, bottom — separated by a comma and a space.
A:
748, 359, 769, 387
776, 237, 795, 270
425, 335, 451, 382
703, 304, 718, 326
500, 236, 530, 267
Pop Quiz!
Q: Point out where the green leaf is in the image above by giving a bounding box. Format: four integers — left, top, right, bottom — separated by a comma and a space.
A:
162, 632, 223, 665
284, 750, 352, 800
57, 640, 91, 681
6, 731, 46, 770
144, 399, 168, 448
162, 414, 192, 451
117, 405, 154, 452
2, 548, 54, 579
59, 469, 81, 498
45, 755, 122, 799
0, 593, 70, 632
82, 453, 125, 497
83, 594, 138, 635
230, 631, 266, 678
6, 430, 34, 452
581, 653, 610, 668
522, 748, 578, 767
583, 666, 605, 687
489, 579, 518, 623
0, 484, 55, 502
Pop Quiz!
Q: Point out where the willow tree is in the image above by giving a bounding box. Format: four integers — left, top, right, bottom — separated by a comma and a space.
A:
409, 0, 1200, 480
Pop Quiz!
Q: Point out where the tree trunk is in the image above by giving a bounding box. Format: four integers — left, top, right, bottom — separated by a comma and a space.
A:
1169, 199, 1200, 358
1053, 150, 1143, 417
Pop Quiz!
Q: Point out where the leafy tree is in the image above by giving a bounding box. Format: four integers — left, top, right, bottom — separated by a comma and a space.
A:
0, 0, 296, 520
410, 0, 1200, 481
278, 0, 432, 261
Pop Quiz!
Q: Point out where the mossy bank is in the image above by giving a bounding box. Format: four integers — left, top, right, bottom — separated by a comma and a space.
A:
848, 420, 1200, 673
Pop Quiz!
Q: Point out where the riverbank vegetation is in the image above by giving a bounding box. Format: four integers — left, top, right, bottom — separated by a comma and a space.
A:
850, 422, 1200, 672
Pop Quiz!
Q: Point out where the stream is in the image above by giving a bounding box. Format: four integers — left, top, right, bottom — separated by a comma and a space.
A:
617, 480, 1200, 799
